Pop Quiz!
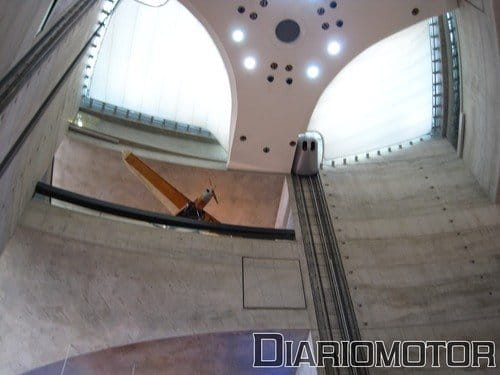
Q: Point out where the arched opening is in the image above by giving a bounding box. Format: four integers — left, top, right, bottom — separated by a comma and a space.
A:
87, 0, 233, 151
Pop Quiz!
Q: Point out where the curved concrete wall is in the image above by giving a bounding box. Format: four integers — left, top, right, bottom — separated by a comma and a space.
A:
0, 0, 107, 253
0, 200, 316, 373
456, 0, 500, 203
322, 139, 500, 370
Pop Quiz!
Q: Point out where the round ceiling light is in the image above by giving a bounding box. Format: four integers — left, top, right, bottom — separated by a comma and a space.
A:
306, 65, 320, 79
232, 29, 245, 43
327, 41, 341, 56
244, 56, 257, 70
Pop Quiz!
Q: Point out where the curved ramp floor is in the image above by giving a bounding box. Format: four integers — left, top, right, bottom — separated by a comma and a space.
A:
24, 330, 309, 375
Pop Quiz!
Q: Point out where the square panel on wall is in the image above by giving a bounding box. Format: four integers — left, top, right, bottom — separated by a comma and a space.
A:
242, 257, 306, 309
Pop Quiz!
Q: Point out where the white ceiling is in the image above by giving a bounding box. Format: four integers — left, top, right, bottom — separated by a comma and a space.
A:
309, 20, 433, 160
180, 0, 456, 172
89, 0, 232, 151
91, 0, 456, 173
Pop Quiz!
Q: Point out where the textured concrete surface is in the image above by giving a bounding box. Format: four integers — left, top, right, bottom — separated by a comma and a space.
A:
53, 136, 287, 228
0, 0, 105, 252
0, 0, 82, 80
0, 200, 317, 374
456, 0, 500, 203
322, 139, 500, 372
243, 257, 306, 309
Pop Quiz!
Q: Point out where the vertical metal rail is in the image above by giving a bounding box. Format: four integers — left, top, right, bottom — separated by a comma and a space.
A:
293, 174, 368, 375
445, 11, 462, 149
429, 17, 445, 136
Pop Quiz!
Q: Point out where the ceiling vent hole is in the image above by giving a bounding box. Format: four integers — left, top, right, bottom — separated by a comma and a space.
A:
412, 8, 420, 16
260, 0, 268, 7
240, 135, 247, 141
285, 64, 293, 71
336, 20, 344, 27
286, 78, 293, 85
250, 12, 258, 20
276, 19, 301, 43
322, 22, 330, 30
270, 62, 278, 70
267, 75, 274, 83
317, 7, 325, 15
330, 1, 337, 9
237, 6, 245, 14
263, 147, 270, 153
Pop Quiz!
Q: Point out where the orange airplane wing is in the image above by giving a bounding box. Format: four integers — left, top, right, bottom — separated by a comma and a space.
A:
202, 210, 220, 224
122, 152, 191, 213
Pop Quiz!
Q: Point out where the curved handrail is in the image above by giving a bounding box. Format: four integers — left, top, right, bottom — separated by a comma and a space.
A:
35, 182, 295, 241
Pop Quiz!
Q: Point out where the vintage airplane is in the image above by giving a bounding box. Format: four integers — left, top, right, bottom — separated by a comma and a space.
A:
122, 151, 220, 224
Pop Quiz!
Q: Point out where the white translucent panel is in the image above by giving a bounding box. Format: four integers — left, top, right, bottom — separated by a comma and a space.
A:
309, 21, 432, 160
134, 0, 170, 6
90, 0, 232, 150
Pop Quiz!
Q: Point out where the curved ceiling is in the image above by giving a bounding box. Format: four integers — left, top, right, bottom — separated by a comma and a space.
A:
89, 0, 233, 151
177, 0, 455, 172
308, 20, 433, 160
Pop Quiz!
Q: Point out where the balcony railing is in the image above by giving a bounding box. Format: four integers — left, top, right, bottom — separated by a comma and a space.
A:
80, 96, 215, 141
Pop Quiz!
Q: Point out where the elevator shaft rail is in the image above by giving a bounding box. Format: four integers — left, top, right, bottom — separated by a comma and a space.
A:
293, 174, 368, 375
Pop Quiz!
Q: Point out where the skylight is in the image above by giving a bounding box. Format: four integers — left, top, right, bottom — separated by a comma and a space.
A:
308, 21, 432, 160
89, 0, 232, 151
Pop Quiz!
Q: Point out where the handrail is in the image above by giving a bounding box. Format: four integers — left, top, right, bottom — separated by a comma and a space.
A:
80, 96, 215, 141
35, 182, 296, 241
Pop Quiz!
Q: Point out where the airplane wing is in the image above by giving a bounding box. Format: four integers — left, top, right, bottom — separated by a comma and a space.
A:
122, 152, 191, 214
202, 210, 220, 224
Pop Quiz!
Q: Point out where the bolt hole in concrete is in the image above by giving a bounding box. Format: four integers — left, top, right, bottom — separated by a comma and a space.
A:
240, 135, 247, 141
263, 147, 270, 153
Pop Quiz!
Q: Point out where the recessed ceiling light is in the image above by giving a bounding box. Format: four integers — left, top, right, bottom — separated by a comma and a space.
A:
327, 41, 341, 55
244, 56, 257, 70
306, 65, 320, 79
232, 29, 245, 43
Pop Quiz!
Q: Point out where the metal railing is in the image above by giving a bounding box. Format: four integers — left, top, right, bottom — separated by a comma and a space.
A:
80, 96, 215, 140
429, 17, 444, 136
445, 11, 461, 149
35, 182, 295, 241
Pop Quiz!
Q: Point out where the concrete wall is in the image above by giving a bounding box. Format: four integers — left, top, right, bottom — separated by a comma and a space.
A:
53, 136, 287, 228
0, 0, 82, 80
0, 1, 106, 253
456, 0, 500, 203
0, 200, 317, 374
322, 139, 500, 370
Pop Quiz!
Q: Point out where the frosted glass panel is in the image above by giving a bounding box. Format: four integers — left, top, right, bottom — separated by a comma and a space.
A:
89, 0, 232, 150
308, 21, 432, 160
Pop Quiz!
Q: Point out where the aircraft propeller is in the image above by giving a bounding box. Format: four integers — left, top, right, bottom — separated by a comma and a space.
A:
209, 178, 219, 204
